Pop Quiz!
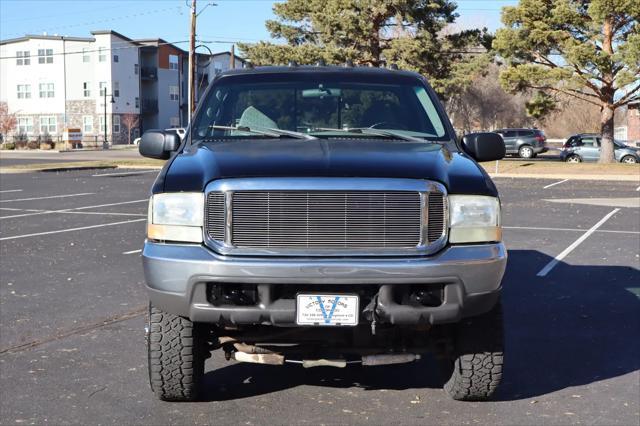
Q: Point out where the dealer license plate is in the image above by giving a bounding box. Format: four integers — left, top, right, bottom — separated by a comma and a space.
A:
296, 294, 359, 326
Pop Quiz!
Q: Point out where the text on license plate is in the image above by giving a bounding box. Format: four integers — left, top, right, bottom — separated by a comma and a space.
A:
296, 294, 359, 326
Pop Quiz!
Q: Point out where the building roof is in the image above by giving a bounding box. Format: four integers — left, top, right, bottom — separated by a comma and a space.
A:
0, 34, 95, 45
91, 30, 138, 44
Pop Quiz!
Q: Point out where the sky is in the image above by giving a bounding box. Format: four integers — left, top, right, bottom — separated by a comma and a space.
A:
0, 0, 520, 54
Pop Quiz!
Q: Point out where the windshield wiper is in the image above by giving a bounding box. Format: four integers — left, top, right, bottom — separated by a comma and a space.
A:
313, 127, 427, 142
208, 125, 316, 140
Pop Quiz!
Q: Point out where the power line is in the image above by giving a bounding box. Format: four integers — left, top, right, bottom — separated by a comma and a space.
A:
0, 5, 182, 39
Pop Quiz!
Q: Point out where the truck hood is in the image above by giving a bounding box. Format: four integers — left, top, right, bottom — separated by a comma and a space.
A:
157, 139, 498, 196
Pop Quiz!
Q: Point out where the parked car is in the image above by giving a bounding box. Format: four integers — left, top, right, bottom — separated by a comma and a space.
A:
560, 133, 639, 163
138, 65, 507, 402
494, 128, 548, 158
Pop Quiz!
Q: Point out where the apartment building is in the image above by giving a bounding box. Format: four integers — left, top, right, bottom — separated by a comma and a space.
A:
0, 30, 244, 144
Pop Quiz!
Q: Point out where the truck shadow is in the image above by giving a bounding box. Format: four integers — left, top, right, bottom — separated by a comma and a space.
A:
199, 249, 640, 402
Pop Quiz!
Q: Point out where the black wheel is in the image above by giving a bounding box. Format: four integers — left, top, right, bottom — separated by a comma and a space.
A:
441, 301, 504, 401
147, 303, 208, 401
518, 145, 534, 159
565, 154, 582, 163
621, 155, 638, 164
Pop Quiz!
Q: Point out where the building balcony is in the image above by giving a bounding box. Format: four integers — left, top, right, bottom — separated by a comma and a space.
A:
141, 66, 158, 80
141, 99, 158, 114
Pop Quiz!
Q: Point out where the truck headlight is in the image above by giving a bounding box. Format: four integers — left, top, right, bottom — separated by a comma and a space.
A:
448, 195, 501, 243
147, 193, 204, 243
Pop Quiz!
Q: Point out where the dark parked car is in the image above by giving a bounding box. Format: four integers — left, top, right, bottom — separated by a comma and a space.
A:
494, 128, 548, 158
139, 66, 507, 402
560, 133, 639, 163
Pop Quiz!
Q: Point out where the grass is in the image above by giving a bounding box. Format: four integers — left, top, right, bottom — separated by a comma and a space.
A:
481, 160, 640, 176
2, 159, 165, 171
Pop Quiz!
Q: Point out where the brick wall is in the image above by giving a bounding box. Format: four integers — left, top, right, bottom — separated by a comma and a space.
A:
628, 103, 640, 141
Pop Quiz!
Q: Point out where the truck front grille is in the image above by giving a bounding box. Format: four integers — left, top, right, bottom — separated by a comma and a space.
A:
231, 191, 421, 249
204, 179, 448, 256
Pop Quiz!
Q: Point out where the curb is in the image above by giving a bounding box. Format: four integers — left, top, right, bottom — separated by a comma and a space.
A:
488, 173, 640, 182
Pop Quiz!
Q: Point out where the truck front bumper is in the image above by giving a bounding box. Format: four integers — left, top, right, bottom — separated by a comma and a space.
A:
142, 242, 507, 326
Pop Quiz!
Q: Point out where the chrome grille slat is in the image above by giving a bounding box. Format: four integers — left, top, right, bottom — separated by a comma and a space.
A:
230, 191, 421, 249
205, 192, 225, 241
427, 192, 446, 243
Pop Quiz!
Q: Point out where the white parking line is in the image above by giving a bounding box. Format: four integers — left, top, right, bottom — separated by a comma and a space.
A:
543, 179, 569, 189
536, 208, 621, 277
0, 192, 94, 203
0, 189, 23, 194
503, 226, 640, 235
0, 199, 147, 220
0, 218, 146, 241
92, 170, 158, 177
123, 249, 142, 254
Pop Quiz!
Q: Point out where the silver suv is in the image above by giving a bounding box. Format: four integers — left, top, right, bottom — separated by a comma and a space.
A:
560, 133, 639, 163
494, 128, 548, 159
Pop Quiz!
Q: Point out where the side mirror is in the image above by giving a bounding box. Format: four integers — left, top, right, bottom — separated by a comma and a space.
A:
139, 130, 180, 160
461, 132, 505, 162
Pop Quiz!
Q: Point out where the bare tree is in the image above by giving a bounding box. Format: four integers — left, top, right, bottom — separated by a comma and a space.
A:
0, 103, 17, 142
120, 114, 140, 145
447, 64, 534, 133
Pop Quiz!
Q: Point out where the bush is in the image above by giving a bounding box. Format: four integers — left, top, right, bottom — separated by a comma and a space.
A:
1, 142, 15, 150
15, 140, 27, 149
26, 140, 39, 150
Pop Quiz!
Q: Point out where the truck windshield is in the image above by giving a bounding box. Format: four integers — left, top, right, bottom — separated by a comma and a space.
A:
190, 79, 449, 143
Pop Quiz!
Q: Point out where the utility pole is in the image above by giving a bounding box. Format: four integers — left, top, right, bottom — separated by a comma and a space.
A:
230, 44, 235, 69
188, 0, 197, 123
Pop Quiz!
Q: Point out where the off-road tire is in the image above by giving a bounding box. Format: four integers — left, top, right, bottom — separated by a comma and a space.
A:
148, 304, 207, 401
442, 301, 504, 401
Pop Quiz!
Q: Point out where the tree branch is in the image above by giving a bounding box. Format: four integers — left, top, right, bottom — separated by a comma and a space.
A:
614, 84, 640, 108
526, 84, 603, 107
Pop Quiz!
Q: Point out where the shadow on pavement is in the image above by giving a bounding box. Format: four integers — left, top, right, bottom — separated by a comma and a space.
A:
199, 249, 640, 402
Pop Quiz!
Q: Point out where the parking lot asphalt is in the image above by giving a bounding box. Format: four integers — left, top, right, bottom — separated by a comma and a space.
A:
0, 170, 638, 425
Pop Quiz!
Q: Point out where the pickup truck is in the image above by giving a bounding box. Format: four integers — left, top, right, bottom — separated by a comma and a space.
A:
139, 65, 507, 402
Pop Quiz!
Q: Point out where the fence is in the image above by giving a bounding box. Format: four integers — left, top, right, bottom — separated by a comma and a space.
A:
1, 134, 130, 150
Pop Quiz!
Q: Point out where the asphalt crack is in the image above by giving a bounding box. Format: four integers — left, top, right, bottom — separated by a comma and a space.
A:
0, 306, 146, 356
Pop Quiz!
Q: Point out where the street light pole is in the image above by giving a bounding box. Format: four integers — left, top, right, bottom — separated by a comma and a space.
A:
103, 91, 115, 150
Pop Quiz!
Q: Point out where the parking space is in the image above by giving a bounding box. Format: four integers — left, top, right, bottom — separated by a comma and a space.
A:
0, 171, 638, 425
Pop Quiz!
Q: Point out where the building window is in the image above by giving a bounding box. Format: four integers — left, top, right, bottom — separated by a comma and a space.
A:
99, 81, 107, 96
113, 115, 120, 133
134, 64, 139, 75
169, 54, 179, 70
169, 85, 179, 101
99, 115, 105, 132
17, 117, 33, 134
38, 49, 53, 64
135, 97, 140, 108
40, 116, 57, 134
17, 84, 31, 99
83, 115, 93, 133
39, 83, 55, 98
113, 54, 119, 63
98, 47, 106, 62
113, 81, 119, 98
83, 82, 91, 97
82, 48, 90, 63
169, 116, 180, 128
16, 51, 30, 66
